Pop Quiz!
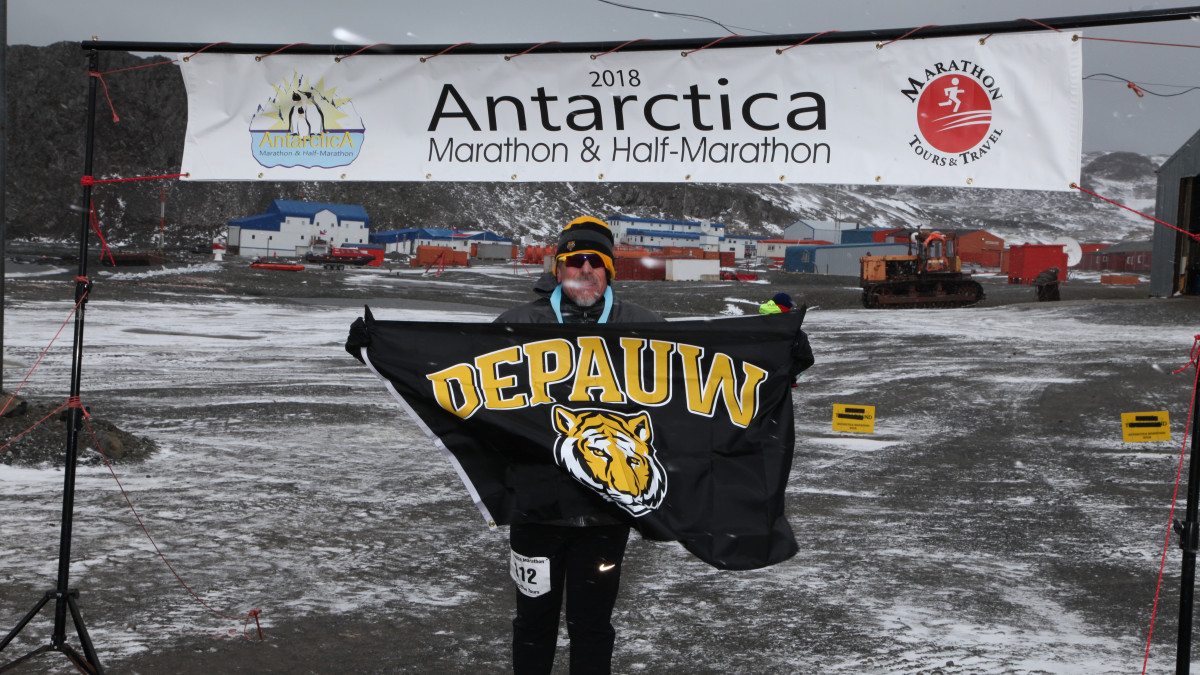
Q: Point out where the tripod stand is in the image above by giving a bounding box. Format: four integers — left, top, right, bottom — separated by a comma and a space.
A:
0, 49, 105, 674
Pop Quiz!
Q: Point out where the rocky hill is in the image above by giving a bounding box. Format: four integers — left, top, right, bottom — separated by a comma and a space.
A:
5, 42, 1164, 250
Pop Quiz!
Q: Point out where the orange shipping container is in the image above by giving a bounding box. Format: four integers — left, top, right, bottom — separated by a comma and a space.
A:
616, 256, 666, 281
1007, 244, 1067, 284
412, 245, 469, 267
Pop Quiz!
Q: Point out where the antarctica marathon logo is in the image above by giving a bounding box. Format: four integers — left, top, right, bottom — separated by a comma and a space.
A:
902, 59, 1003, 168
248, 72, 365, 169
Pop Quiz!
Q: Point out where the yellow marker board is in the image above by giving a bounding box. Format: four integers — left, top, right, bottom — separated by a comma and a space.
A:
833, 404, 875, 434
1121, 411, 1171, 443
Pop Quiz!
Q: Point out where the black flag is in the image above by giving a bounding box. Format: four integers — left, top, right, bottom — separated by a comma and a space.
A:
348, 308, 807, 571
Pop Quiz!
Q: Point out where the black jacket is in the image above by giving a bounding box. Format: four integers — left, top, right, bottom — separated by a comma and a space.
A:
495, 273, 663, 324
494, 274, 663, 526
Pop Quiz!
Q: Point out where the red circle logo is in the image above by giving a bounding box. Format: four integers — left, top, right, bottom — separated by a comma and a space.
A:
916, 74, 992, 154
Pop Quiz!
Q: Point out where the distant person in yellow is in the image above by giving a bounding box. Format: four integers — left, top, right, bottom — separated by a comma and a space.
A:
759, 292, 794, 315
758, 292, 809, 387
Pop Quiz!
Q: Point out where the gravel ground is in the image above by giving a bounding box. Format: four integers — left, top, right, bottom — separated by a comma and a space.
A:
0, 252, 1195, 674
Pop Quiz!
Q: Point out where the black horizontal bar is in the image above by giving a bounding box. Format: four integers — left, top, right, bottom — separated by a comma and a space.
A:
80, 5, 1200, 56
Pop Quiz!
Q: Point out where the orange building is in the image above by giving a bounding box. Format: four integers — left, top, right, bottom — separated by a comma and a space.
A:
955, 230, 1005, 268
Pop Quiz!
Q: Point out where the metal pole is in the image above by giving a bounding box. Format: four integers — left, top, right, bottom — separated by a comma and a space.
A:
1, 0, 8, 393
0, 44, 103, 675
52, 46, 99, 654
1177, 357, 1200, 673
78, 5, 1200, 56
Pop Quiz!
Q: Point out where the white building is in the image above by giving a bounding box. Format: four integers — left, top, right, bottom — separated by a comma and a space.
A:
604, 215, 745, 258
783, 219, 860, 245
226, 200, 370, 258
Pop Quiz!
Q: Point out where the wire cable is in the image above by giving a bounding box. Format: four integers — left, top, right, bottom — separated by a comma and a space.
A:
593, 0, 771, 36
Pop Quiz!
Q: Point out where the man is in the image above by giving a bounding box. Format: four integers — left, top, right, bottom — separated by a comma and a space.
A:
1032, 267, 1061, 301
758, 292, 794, 315
494, 216, 662, 674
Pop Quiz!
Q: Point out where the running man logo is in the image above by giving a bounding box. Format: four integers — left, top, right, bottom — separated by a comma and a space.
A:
901, 61, 1004, 166
915, 73, 993, 154
550, 405, 667, 517
1121, 411, 1171, 443
833, 404, 875, 434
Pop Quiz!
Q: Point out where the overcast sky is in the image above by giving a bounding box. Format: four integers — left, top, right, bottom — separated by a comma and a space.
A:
8, 0, 1200, 154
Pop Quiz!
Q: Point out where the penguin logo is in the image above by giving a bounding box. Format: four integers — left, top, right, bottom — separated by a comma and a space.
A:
249, 73, 365, 170
289, 91, 327, 137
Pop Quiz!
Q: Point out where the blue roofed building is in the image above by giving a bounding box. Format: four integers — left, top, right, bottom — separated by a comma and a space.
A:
226, 199, 370, 258
370, 228, 512, 255
604, 215, 749, 258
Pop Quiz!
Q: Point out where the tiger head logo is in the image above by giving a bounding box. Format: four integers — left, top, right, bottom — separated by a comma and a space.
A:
550, 405, 667, 517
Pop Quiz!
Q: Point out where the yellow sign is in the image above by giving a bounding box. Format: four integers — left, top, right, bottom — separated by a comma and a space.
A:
1122, 411, 1171, 443
833, 404, 875, 434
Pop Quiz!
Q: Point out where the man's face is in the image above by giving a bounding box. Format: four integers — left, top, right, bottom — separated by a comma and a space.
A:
557, 252, 608, 307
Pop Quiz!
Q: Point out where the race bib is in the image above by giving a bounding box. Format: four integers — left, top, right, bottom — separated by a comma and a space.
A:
510, 549, 551, 598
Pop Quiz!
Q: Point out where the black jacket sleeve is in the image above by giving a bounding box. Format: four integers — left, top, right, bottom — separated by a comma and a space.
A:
345, 306, 374, 363
790, 329, 815, 377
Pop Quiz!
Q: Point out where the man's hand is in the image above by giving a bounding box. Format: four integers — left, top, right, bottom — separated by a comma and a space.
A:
345, 306, 374, 363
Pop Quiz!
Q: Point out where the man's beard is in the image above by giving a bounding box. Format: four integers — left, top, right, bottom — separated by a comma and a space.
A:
562, 278, 604, 307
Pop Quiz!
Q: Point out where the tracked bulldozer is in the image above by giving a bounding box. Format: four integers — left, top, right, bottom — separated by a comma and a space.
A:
859, 230, 984, 309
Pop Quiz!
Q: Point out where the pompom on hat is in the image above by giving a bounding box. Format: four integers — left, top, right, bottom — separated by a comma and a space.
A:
553, 216, 617, 279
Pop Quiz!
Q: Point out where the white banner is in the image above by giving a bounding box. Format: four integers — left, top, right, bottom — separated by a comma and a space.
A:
180, 32, 1081, 190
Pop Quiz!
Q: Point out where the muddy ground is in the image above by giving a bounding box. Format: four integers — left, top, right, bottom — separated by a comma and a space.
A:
0, 252, 1196, 674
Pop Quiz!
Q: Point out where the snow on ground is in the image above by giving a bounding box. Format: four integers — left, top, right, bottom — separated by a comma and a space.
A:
0, 294, 1196, 672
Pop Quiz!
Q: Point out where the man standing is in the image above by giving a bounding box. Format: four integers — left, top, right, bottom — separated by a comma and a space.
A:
1032, 267, 1062, 301
758, 292, 794, 315
494, 216, 662, 674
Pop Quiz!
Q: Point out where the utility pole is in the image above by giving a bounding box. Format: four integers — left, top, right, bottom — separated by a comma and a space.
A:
1, 0, 8, 393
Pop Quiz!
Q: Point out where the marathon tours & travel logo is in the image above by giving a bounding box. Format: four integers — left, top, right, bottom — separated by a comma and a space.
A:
248, 72, 366, 169
903, 59, 1003, 170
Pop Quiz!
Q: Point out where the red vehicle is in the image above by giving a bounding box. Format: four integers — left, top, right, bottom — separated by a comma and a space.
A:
304, 248, 376, 269
250, 258, 305, 272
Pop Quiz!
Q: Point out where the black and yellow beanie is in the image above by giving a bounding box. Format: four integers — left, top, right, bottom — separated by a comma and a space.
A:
553, 216, 616, 279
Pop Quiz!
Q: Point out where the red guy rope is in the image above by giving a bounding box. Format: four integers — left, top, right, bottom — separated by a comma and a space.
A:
590, 38, 650, 59
1143, 335, 1200, 674
1072, 183, 1200, 242
777, 31, 841, 54
82, 173, 187, 186
87, 199, 116, 266
255, 43, 310, 61
0, 287, 90, 417
335, 43, 389, 62
182, 42, 231, 62
877, 25, 937, 49
0, 402, 69, 456
82, 173, 187, 265
420, 42, 476, 62
504, 41, 562, 61
982, 17, 1200, 49
86, 71, 120, 123
1086, 36, 1200, 49
95, 60, 178, 76
682, 35, 743, 56
80, 413, 264, 639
